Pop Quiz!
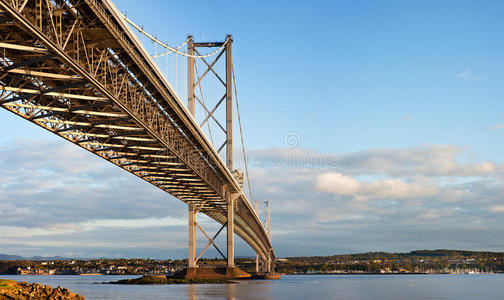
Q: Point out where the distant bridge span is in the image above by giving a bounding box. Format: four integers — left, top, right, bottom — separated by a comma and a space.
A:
0, 0, 274, 271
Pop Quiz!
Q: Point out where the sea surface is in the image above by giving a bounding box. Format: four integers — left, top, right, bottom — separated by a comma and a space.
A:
1, 274, 503, 300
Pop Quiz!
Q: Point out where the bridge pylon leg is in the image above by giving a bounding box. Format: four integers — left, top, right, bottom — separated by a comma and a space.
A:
225, 35, 233, 170
268, 250, 271, 273
187, 35, 195, 117
227, 196, 234, 268
188, 205, 196, 268
255, 253, 259, 272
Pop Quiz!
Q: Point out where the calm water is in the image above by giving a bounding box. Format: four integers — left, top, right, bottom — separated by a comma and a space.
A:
1, 274, 503, 300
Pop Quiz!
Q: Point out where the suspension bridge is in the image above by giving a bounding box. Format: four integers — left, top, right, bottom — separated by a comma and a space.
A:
0, 0, 275, 279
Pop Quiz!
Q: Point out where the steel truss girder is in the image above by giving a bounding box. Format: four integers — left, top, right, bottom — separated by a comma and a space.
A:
0, 1, 225, 199
0, 0, 275, 267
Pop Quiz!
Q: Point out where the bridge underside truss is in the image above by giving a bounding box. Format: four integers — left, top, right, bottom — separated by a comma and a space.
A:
0, 0, 274, 265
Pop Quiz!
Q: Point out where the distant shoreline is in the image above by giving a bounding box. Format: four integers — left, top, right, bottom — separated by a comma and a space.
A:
285, 272, 503, 275
3, 272, 503, 277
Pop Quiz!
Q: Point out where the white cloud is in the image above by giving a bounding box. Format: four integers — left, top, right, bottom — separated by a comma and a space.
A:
456, 69, 483, 81
0, 236, 187, 249
0, 216, 187, 240
243, 145, 500, 177
456, 69, 470, 79
316, 173, 360, 195
472, 162, 497, 174
2, 138, 504, 257
316, 172, 440, 199
80, 216, 186, 231
315, 209, 365, 223
455, 69, 483, 81
418, 209, 455, 220
0, 225, 78, 238
363, 178, 440, 199
490, 123, 504, 131
489, 205, 504, 213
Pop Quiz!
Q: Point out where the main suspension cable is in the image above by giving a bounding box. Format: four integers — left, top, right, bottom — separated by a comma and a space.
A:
232, 63, 253, 203
152, 39, 189, 58
122, 13, 230, 59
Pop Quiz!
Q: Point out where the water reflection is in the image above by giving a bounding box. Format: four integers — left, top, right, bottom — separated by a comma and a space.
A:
186, 281, 271, 300
187, 284, 196, 300
226, 282, 236, 300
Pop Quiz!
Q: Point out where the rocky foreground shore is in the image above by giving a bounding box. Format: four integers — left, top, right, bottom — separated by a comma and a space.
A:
0, 279, 85, 300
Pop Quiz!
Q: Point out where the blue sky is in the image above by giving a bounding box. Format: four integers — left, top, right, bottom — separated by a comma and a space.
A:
1, 0, 504, 258
115, 0, 504, 156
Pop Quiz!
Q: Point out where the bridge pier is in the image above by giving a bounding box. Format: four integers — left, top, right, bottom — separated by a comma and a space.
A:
268, 250, 271, 273
227, 193, 234, 268
188, 205, 196, 268
256, 253, 259, 272
179, 192, 250, 279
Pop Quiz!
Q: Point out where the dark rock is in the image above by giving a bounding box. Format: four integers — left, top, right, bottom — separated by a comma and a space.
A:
107, 275, 233, 285
0, 279, 85, 299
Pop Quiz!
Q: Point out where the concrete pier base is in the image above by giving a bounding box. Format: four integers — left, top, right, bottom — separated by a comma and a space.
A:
173, 267, 251, 280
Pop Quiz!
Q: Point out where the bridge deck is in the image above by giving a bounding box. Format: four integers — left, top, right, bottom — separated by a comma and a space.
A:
0, 0, 274, 264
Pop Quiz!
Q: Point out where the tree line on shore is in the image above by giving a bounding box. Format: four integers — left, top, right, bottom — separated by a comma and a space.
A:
275, 249, 504, 274
1, 250, 503, 275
